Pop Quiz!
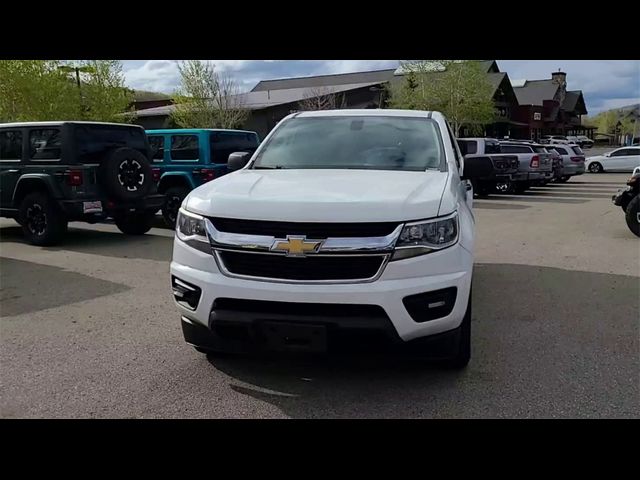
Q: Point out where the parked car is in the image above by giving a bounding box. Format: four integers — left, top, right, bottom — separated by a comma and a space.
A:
611, 166, 640, 237
146, 128, 260, 226
0, 121, 164, 245
541, 135, 570, 145
171, 110, 495, 368
585, 146, 640, 173
575, 135, 594, 149
545, 144, 586, 182
498, 141, 554, 192
456, 138, 519, 195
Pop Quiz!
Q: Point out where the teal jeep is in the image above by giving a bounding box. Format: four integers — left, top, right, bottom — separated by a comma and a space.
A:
147, 129, 260, 226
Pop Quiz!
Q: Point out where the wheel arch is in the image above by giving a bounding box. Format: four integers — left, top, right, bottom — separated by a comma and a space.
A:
12, 175, 62, 208
158, 173, 194, 194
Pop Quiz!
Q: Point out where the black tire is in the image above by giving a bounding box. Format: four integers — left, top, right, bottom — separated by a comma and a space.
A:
18, 192, 68, 246
625, 195, 640, 238
471, 180, 490, 198
162, 186, 190, 228
114, 211, 154, 235
100, 148, 153, 201
514, 181, 529, 194
444, 290, 471, 369
557, 176, 570, 183
588, 162, 603, 173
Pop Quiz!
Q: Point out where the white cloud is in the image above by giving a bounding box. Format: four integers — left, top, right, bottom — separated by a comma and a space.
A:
123, 60, 180, 92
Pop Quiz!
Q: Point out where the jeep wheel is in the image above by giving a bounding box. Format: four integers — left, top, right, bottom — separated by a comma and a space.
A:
625, 195, 640, 238
114, 211, 154, 235
588, 162, 603, 173
18, 192, 68, 246
101, 148, 153, 201
162, 186, 189, 228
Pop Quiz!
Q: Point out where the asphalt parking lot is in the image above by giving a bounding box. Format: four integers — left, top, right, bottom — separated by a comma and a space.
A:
1, 172, 638, 418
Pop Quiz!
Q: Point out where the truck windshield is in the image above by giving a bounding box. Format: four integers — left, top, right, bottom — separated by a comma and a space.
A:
252, 116, 443, 171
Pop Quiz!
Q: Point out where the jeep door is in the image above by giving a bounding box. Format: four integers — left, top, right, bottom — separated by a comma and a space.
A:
0, 129, 25, 207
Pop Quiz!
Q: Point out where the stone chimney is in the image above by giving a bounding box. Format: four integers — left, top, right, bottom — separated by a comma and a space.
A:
552, 69, 567, 106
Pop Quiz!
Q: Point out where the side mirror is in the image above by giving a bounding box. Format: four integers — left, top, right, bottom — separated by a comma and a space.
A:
604, 152, 611, 157
228, 151, 251, 171
461, 155, 494, 180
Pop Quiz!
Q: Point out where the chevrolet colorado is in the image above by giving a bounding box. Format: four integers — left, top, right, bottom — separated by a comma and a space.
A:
170, 110, 492, 368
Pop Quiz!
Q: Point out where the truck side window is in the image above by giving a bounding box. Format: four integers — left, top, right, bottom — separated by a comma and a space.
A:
460, 140, 477, 154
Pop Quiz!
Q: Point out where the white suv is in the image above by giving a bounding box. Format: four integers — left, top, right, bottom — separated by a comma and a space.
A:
170, 110, 492, 368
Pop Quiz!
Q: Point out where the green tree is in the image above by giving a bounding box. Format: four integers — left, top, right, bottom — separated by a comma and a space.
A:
389, 60, 496, 136
170, 60, 248, 129
0, 60, 133, 123
75, 60, 135, 122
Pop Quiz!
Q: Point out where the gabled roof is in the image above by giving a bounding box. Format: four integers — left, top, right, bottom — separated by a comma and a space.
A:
250, 69, 396, 92
135, 81, 384, 117
479, 60, 500, 73
513, 79, 559, 106
487, 72, 507, 96
562, 90, 587, 115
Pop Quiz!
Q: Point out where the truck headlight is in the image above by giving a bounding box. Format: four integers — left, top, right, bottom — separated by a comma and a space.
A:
392, 212, 458, 260
176, 208, 210, 253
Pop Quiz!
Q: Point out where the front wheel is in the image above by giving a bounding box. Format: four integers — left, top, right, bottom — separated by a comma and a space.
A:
114, 211, 154, 235
625, 195, 640, 238
18, 192, 68, 246
588, 162, 603, 173
162, 186, 189, 228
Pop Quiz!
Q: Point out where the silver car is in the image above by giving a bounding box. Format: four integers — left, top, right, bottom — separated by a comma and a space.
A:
546, 144, 586, 182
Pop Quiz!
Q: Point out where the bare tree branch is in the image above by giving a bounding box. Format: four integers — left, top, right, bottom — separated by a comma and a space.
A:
171, 60, 249, 129
297, 86, 346, 111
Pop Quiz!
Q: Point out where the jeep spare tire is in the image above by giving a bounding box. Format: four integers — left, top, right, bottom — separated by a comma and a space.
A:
101, 148, 152, 201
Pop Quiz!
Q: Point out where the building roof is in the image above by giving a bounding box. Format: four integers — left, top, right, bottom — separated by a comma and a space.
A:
135, 81, 385, 117
250, 69, 396, 92
513, 79, 559, 106
562, 90, 588, 114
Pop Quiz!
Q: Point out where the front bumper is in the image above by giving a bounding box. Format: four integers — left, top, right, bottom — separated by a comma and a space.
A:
170, 237, 473, 344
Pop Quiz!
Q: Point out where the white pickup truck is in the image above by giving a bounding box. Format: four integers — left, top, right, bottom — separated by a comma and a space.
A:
170, 110, 492, 368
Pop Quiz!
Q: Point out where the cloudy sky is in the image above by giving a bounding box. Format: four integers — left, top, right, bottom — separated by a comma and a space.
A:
122, 60, 639, 115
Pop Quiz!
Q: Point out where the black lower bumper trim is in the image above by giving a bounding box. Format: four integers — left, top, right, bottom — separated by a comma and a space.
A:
181, 312, 462, 358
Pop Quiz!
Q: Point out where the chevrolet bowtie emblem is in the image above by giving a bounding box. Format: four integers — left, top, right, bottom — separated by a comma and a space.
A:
270, 236, 323, 256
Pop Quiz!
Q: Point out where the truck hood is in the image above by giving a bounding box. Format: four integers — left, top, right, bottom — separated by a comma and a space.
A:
185, 169, 450, 222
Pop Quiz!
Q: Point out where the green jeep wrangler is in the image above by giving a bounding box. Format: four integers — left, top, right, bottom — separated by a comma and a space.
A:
0, 121, 165, 246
